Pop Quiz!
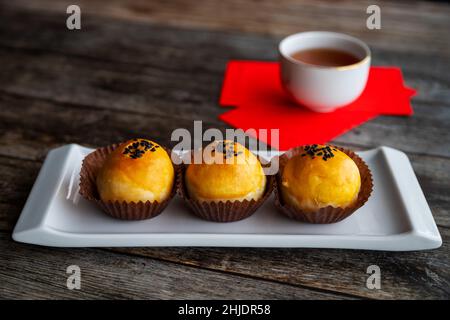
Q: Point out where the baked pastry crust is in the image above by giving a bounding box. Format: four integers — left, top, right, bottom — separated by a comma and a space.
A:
185, 140, 266, 202
280, 144, 361, 212
96, 139, 174, 203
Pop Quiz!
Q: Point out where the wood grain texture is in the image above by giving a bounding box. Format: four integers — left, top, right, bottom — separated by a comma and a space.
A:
0, 8, 449, 157
3, 0, 450, 57
0, 0, 449, 300
0, 234, 347, 299
109, 228, 450, 299
0, 151, 449, 299
0, 92, 225, 161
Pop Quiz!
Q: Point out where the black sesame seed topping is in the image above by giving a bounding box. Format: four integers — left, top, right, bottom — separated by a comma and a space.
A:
122, 139, 159, 159
301, 144, 336, 161
214, 141, 242, 160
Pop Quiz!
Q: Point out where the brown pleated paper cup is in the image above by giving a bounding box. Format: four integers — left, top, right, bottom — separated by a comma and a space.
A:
79, 144, 178, 220
178, 156, 274, 222
274, 145, 373, 224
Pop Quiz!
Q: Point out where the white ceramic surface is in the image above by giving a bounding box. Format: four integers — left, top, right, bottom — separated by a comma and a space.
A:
279, 31, 371, 112
12, 144, 441, 251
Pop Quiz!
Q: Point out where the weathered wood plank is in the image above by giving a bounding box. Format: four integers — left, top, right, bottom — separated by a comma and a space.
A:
0, 92, 226, 161
0, 5, 449, 106
0, 0, 449, 300
0, 151, 448, 299
0, 7, 448, 157
3, 0, 450, 57
0, 156, 41, 231
408, 154, 450, 228
0, 46, 223, 121
0, 233, 348, 299
110, 228, 450, 300
333, 102, 450, 158
0, 50, 449, 158
1, 82, 449, 163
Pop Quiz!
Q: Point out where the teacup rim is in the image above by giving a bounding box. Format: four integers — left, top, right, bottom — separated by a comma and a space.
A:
278, 31, 371, 71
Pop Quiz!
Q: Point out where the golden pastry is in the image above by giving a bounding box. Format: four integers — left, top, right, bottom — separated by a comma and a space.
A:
96, 139, 174, 203
185, 140, 266, 202
280, 144, 361, 212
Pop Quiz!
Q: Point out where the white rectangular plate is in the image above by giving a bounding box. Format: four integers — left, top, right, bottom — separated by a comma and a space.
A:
13, 144, 442, 251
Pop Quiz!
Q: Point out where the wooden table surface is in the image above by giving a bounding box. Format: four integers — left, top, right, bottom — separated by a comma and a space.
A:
0, 0, 449, 299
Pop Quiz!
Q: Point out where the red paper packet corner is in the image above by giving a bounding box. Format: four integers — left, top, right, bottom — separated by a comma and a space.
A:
218, 61, 416, 149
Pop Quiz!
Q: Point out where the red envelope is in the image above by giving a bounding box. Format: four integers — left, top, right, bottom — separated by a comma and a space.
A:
219, 61, 416, 149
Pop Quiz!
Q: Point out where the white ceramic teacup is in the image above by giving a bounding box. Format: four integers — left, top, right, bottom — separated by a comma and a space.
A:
279, 31, 371, 112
